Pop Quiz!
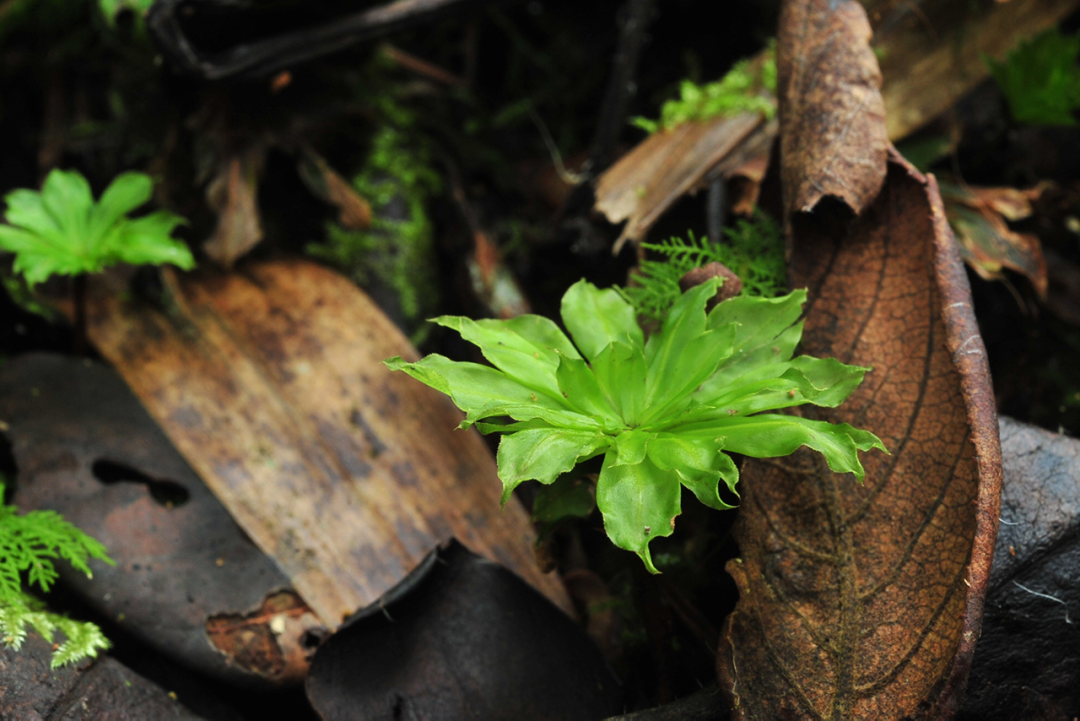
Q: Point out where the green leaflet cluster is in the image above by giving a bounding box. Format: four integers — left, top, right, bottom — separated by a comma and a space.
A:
0, 482, 114, 667
0, 168, 193, 286
386, 279, 885, 572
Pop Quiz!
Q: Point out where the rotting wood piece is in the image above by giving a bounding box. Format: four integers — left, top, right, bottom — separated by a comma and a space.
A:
0, 353, 321, 686
76, 259, 572, 626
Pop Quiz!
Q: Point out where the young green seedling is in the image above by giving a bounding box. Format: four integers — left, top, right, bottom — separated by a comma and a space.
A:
0, 168, 194, 351
387, 279, 885, 572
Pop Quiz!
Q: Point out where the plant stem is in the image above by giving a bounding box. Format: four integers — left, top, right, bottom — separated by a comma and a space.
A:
72, 274, 87, 356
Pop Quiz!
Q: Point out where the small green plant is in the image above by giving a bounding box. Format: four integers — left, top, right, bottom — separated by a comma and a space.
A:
632, 46, 777, 134
987, 27, 1080, 126
620, 212, 786, 323
386, 279, 885, 572
0, 168, 193, 349
0, 482, 114, 667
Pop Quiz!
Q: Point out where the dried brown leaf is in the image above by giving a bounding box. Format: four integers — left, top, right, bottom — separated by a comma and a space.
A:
595, 113, 773, 251
778, 0, 888, 217
204, 148, 265, 268
466, 230, 531, 319
78, 259, 572, 625
297, 150, 373, 230
718, 154, 1003, 720
942, 184, 1048, 297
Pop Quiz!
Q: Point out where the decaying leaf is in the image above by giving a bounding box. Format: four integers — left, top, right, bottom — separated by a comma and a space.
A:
729, 153, 770, 217
595, 112, 774, 252
203, 147, 265, 268
940, 183, 1048, 297
718, 153, 1002, 719
297, 150, 373, 231
778, 0, 887, 217
0, 353, 320, 686
75, 259, 571, 626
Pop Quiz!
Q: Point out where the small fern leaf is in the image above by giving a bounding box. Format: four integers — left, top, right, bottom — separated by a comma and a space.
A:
0, 592, 110, 666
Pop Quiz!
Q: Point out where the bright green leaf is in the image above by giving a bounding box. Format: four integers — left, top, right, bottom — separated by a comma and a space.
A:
643, 278, 720, 410
561, 279, 643, 360
674, 414, 886, 479
596, 454, 681, 574
555, 354, 622, 427
433, 315, 565, 400
613, 429, 654, 466
677, 462, 738, 511
646, 433, 739, 510
496, 429, 610, 503
0, 168, 194, 287
592, 342, 647, 425
384, 354, 593, 429
90, 172, 153, 239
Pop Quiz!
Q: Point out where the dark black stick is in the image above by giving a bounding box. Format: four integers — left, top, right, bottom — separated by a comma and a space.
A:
148, 0, 497, 80
586, 0, 657, 177
706, 177, 726, 246
72, 273, 87, 356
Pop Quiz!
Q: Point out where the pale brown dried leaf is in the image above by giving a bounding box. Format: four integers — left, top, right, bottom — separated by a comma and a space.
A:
778, 0, 888, 217
204, 148, 265, 268
297, 150, 373, 230
941, 184, 1048, 297
78, 259, 572, 625
718, 154, 1002, 720
595, 113, 773, 252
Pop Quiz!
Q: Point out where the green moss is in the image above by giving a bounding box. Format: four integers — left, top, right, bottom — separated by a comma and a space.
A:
619, 211, 786, 323
632, 44, 777, 134
307, 121, 442, 327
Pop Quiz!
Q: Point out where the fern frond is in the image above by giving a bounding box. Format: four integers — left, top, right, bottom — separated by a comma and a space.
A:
0, 483, 113, 601
0, 591, 110, 667
0, 481, 113, 667
620, 212, 785, 323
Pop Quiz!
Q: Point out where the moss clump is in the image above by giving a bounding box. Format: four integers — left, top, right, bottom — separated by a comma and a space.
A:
619, 211, 786, 323
632, 44, 777, 134
987, 27, 1080, 127
307, 122, 442, 331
